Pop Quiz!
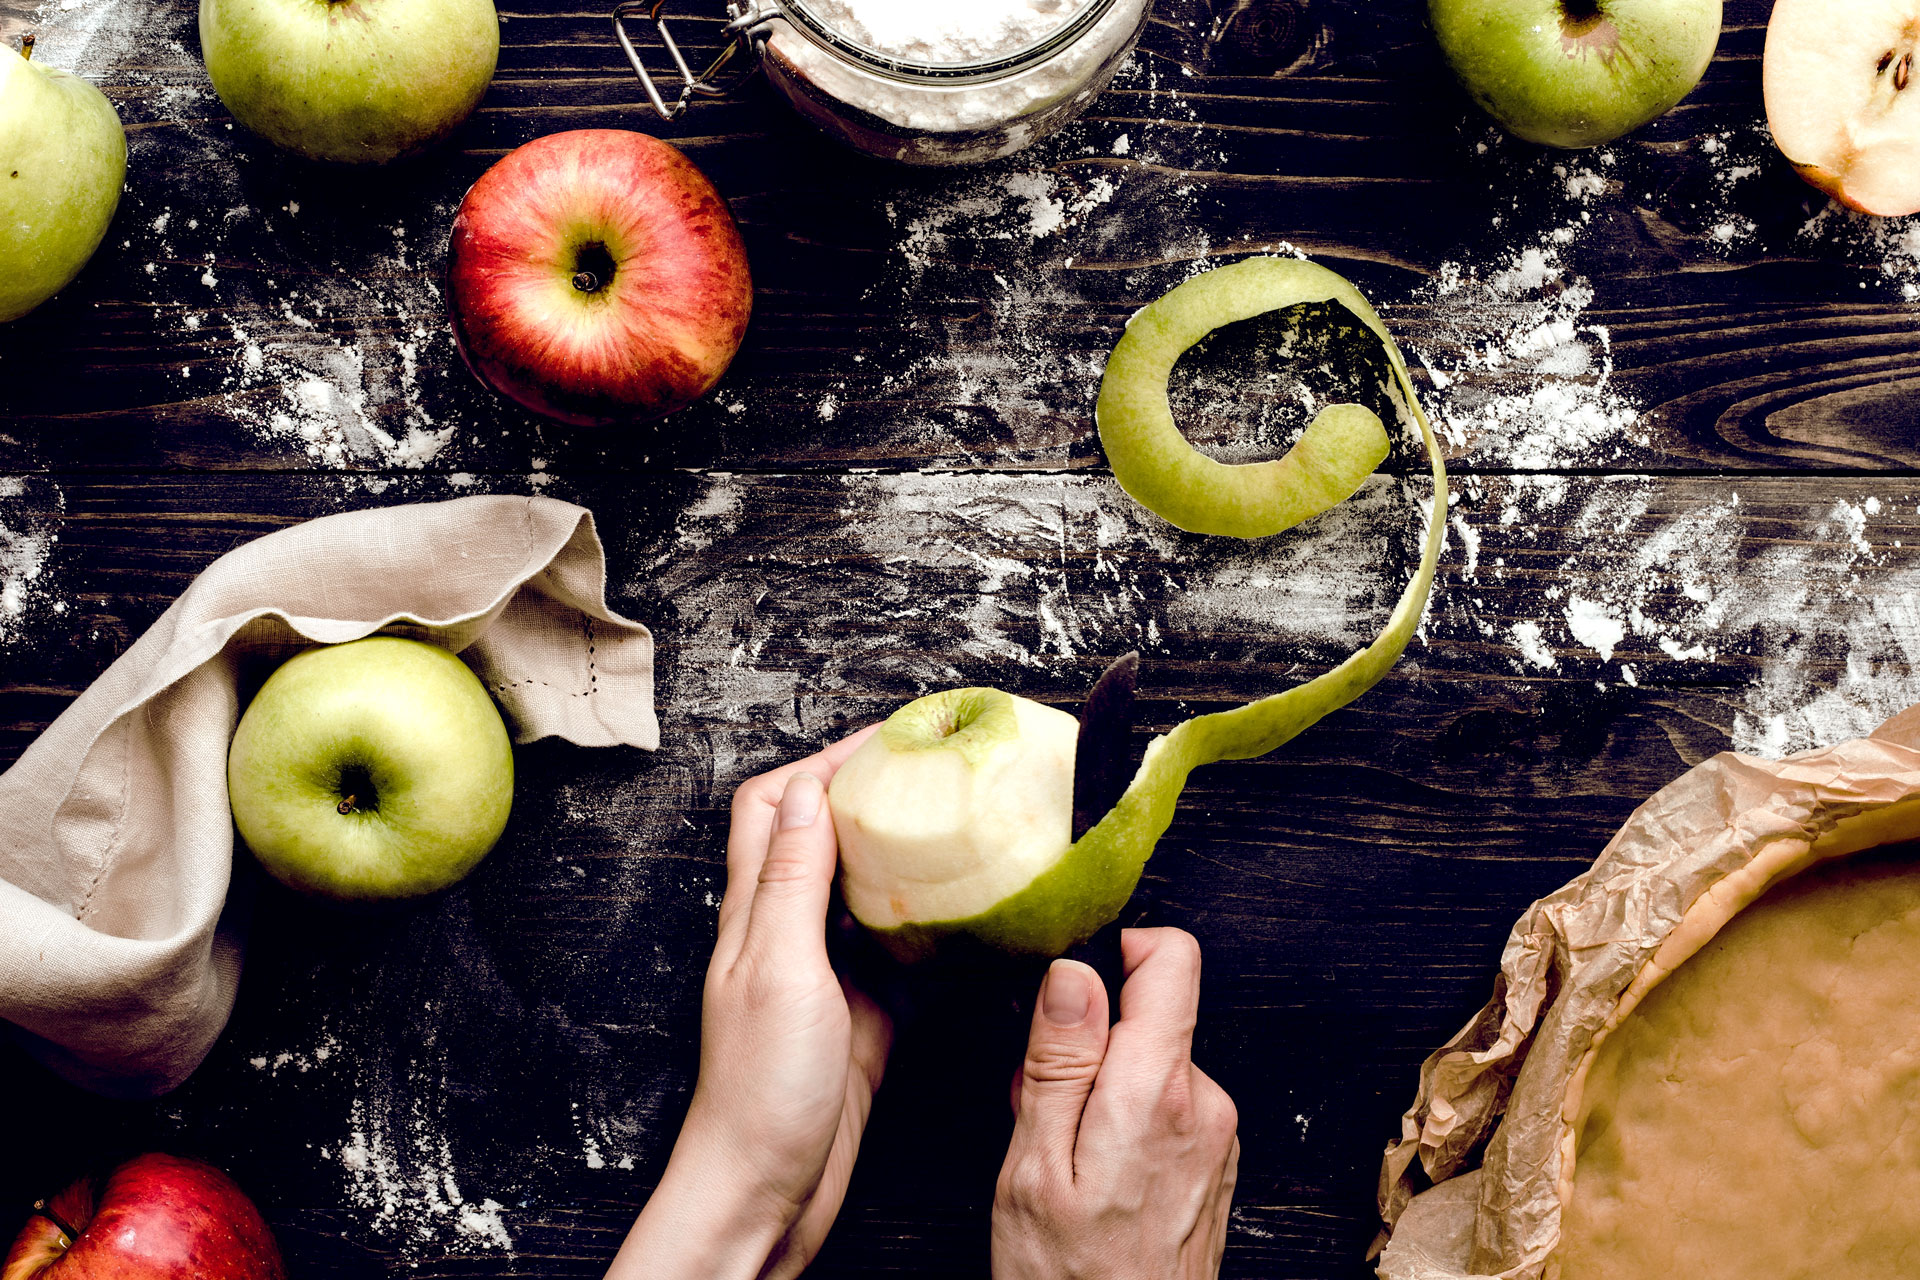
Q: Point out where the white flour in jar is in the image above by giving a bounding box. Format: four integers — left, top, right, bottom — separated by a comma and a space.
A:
798, 0, 1088, 63
765, 0, 1147, 150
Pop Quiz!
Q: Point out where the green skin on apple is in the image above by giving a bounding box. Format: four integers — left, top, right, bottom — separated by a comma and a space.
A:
199, 0, 499, 164
832, 258, 1449, 960
227, 635, 514, 899
1429, 0, 1721, 149
0, 42, 126, 324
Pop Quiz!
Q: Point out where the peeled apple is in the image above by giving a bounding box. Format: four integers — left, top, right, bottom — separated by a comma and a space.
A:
829, 258, 1449, 961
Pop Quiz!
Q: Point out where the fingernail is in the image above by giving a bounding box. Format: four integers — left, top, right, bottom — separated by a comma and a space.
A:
778, 772, 823, 831
1042, 961, 1092, 1026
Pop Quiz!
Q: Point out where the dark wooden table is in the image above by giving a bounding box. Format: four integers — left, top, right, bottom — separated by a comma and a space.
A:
3, 0, 1915, 1274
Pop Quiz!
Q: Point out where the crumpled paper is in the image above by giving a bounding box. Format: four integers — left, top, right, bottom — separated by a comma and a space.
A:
1374, 705, 1920, 1280
0, 495, 657, 1098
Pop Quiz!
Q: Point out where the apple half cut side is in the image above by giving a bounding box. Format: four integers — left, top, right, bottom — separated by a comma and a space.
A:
829, 259, 1448, 960
1764, 0, 1920, 217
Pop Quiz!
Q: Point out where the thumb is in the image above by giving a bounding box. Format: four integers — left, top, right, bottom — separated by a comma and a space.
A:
1008, 959, 1111, 1175
741, 771, 836, 961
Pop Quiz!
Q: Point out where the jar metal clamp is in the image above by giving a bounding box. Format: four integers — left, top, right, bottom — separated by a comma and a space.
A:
608, 0, 1152, 166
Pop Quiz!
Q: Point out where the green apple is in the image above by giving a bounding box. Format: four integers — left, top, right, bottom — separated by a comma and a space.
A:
0, 36, 126, 323
1429, 0, 1721, 148
830, 688, 1114, 960
824, 683, 1198, 962
199, 0, 498, 164
227, 635, 514, 899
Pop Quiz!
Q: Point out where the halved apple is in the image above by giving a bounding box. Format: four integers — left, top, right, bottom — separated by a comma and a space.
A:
1764, 0, 1920, 216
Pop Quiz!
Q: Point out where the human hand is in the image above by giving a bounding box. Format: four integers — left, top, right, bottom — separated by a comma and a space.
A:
991, 928, 1240, 1280
607, 727, 891, 1280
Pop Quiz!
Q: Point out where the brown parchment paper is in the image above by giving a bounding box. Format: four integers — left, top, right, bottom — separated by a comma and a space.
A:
1373, 704, 1920, 1280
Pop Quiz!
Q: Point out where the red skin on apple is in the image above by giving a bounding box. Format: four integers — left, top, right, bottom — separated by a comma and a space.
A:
447, 127, 753, 426
2, 1154, 285, 1280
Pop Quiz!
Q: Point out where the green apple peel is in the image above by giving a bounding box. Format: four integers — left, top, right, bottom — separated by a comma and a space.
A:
833, 258, 1448, 959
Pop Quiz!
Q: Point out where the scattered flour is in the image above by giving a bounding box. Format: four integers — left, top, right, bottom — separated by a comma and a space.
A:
1510, 620, 1555, 670
199, 241, 458, 469
331, 1099, 514, 1256
245, 1033, 339, 1075
0, 523, 53, 642
1694, 128, 1768, 251
1801, 203, 1920, 302
1564, 596, 1625, 663
0, 480, 64, 644
870, 143, 1195, 458
1412, 151, 1649, 470
1453, 476, 1920, 757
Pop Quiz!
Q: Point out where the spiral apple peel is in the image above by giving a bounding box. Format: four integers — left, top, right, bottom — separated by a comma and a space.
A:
830, 258, 1449, 960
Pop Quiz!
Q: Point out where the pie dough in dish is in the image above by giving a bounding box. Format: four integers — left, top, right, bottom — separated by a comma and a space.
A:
1374, 705, 1920, 1280
1553, 845, 1920, 1280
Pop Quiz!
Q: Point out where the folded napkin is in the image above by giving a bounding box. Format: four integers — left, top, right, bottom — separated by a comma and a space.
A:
0, 495, 657, 1097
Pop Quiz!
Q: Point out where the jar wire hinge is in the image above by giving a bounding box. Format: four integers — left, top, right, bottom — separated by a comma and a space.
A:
610, 0, 776, 120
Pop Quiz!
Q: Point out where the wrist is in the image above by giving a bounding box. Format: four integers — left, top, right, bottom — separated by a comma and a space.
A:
608, 1123, 794, 1280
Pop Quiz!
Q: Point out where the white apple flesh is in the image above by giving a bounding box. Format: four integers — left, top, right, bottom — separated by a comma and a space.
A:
1429, 0, 1721, 148
1765, 0, 1920, 217
199, 0, 498, 164
829, 688, 1079, 932
446, 129, 753, 426
227, 636, 514, 900
0, 37, 126, 323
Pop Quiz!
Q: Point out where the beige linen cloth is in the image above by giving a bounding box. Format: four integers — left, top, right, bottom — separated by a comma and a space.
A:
0, 495, 657, 1098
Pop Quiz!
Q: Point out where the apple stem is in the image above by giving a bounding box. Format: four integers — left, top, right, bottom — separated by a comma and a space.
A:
337, 794, 357, 815
572, 271, 600, 293
19, 32, 33, 60
31, 1199, 78, 1245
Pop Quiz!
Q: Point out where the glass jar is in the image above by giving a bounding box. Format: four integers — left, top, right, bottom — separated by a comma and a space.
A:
612, 0, 1154, 166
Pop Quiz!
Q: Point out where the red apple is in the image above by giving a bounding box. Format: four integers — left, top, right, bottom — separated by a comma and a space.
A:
2, 1154, 284, 1280
446, 128, 753, 426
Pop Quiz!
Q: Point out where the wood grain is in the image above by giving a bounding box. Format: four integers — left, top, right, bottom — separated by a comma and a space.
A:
2, 0, 1916, 1276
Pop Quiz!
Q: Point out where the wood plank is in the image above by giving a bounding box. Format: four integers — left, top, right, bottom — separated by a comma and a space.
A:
3, 2, 1915, 478
2, 466, 1911, 1273
2, 0, 1917, 1275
